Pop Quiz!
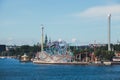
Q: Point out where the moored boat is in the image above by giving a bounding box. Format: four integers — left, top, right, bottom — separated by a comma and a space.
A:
113, 56, 120, 62
0, 56, 6, 59
103, 61, 111, 65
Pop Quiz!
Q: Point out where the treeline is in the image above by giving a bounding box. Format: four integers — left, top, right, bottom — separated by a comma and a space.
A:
1, 45, 41, 59
70, 44, 120, 61
1, 44, 120, 61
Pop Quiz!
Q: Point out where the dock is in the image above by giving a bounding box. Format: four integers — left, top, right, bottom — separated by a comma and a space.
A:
33, 60, 120, 65
111, 62, 120, 65
33, 61, 88, 65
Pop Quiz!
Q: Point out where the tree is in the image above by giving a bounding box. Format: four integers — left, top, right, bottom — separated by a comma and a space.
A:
114, 44, 120, 51
45, 34, 48, 46
21, 45, 31, 54
94, 49, 114, 61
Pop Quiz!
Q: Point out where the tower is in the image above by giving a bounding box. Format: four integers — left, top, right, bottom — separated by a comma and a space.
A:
41, 25, 44, 52
108, 14, 111, 51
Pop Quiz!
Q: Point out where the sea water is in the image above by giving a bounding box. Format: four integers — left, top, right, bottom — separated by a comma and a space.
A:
0, 58, 120, 80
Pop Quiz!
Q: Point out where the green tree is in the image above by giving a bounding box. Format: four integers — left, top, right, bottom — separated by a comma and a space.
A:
94, 49, 114, 61
45, 35, 48, 45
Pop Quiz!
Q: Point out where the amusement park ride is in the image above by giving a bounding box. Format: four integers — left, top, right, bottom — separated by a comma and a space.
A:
33, 14, 113, 65
33, 26, 73, 64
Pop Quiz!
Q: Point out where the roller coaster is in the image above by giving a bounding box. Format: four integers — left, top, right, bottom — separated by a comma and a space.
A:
33, 40, 73, 63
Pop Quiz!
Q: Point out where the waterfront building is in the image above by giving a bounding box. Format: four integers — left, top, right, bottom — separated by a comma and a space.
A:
20, 53, 30, 62
0, 45, 6, 52
113, 51, 120, 62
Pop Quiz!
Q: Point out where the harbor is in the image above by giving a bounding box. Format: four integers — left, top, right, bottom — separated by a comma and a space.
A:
1, 56, 120, 65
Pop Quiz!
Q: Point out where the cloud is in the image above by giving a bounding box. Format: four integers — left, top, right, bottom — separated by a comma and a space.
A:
71, 38, 76, 43
58, 38, 62, 42
76, 5, 120, 19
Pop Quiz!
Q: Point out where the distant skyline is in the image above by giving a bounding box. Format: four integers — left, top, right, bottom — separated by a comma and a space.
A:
0, 0, 120, 45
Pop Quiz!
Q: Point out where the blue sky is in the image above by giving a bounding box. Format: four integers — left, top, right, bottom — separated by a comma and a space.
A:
0, 0, 120, 45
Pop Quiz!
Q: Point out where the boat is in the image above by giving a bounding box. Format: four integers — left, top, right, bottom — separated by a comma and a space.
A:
113, 56, 120, 62
0, 56, 5, 59
103, 61, 111, 65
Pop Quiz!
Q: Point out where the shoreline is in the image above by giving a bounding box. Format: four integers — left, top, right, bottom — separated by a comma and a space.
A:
33, 61, 120, 65
1, 57, 120, 65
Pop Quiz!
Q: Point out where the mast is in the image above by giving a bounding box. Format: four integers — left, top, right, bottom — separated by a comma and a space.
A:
108, 14, 111, 51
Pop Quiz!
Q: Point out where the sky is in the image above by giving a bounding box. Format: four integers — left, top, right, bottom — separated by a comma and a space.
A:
0, 0, 120, 46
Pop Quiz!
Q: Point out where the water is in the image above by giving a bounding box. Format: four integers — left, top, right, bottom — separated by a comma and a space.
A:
0, 58, 120, 80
